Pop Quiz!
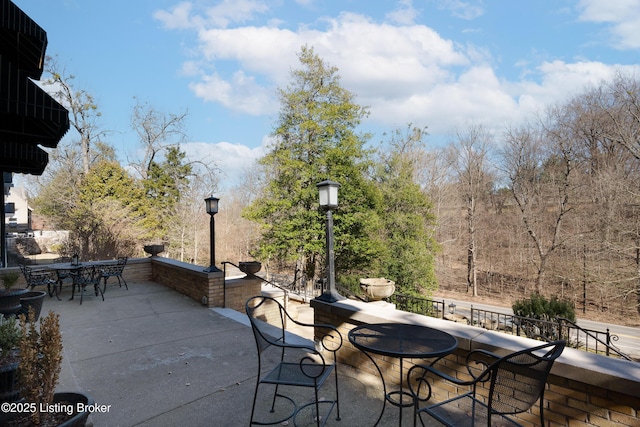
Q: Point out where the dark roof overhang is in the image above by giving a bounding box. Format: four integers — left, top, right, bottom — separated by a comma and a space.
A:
0, 56, 70, 147
0, 0, 69, 176
0, 0, 47, 78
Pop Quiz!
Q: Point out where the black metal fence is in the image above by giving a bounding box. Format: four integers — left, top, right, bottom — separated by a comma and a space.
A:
387, 293, 446, 319
386, 293, 633, 361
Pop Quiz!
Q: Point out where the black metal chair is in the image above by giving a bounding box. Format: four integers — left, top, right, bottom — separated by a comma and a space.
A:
72, 266, 104, 304
19, 265, 56, 296
98, 256, 128, 293
245, 295, 342, 427
408, 340, 565, 427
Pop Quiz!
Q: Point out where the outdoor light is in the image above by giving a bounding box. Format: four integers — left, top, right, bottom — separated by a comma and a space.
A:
204, 196, 221, 272
205, 196, 219, 215
316, 180, 344, 303
449, 303, 456, 315
317, 180, 340, 209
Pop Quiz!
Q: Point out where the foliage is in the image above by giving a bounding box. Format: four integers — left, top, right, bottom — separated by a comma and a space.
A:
34, 160, 145, 259
1, 272, 20, 290
140, 146, 193, 243
373, 126, 439, 295
0, 316, 21, 359
243, 46, 383, 284
512, 293, 576, 322
18, 309, 63, 426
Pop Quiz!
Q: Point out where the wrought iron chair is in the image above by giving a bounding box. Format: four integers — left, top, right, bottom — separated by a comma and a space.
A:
50, 257, 74, 300
408, 340, 565, 427
245, 296, 342, 427
98, 256, 128, 293
19, 265, 56, 296
72, 265, 104, 304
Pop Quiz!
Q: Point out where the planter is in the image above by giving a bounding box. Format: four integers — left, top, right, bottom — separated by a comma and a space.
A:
143, 244, 164, 257
0, 289, 28, 317
0, 359, 20, 403
239, 261, 262, 278
53, 392, 94, 427
359, 278, 396, 301
18, 291, 47, 322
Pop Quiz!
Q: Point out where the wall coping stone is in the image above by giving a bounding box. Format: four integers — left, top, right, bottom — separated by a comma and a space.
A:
311, 297, 640, 398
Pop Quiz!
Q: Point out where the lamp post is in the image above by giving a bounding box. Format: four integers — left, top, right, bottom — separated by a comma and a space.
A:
316, 180, 344, 303
204, 196, 221, 272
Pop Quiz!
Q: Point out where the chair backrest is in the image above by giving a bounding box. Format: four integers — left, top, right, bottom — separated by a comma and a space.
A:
117, 256, 128, 267
76, 266, 97, 284
245, 296, 289, 355
485, 340, 565, 418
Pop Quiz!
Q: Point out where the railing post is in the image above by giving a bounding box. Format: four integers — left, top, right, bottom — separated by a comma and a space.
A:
606, 328, 610, 357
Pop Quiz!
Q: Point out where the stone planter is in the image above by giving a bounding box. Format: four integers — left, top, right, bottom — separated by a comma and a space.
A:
0, 357, 20, 403
0, 289, 28, 317
18, 291, 47, 321
360, 278, 395, 301
143, 244, 164, 257
53, 392, 94, 427
239, 261, 262, 279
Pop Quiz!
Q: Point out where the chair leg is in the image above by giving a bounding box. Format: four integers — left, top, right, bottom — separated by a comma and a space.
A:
249, 380, 260, 426
333, 366, 341, 421
95, 283, 104, 301
314, 386, 321, 427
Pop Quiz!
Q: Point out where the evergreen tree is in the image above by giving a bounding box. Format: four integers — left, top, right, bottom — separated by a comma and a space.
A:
244, 46, 383, 286
374, 126, 439, 295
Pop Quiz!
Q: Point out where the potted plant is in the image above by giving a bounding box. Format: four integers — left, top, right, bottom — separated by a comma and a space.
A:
18, 290, 47, 323
0, 316, 21, 404
0, 271, 27, 316
6, 309, 93, 426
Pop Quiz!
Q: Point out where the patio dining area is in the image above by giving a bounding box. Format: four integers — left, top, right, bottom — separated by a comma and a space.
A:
46, 278, 423, 426
8, 254, 640, 427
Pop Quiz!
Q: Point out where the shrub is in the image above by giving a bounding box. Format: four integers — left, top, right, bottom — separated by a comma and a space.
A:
512, 293, 576, 322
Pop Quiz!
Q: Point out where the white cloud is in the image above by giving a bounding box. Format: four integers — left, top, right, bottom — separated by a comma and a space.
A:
432, 0, 485, 20
182, 139, 269, 191
154, 2, 198, 30
577, 0, 640, 49
188, 70, 273, 115
154, 0, 270, 30
156, 2, 640, 153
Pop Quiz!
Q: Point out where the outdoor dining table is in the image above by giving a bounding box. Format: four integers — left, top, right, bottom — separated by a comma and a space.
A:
348, 322, 458, 426
48, 262, 90, 300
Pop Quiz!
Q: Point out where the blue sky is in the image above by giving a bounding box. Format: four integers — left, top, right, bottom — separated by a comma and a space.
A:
12, 0, 640, 191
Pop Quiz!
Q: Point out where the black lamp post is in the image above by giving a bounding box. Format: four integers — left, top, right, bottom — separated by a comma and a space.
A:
316, 180, 344, 303
204, 196, 221, 272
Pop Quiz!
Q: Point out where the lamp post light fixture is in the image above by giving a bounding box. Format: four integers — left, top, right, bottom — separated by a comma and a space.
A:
204, 195, 221, 272
316, 180, 345, 303
449, 303, 456, 315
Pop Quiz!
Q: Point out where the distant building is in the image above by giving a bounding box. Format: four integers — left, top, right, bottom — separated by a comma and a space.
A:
4, 186, 32, 234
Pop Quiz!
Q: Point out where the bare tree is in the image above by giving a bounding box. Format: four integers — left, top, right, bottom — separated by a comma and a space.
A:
44, 56, 105, 175
501, 122, 575, 293
448, 125, 494, 296
129, 100, 188, 180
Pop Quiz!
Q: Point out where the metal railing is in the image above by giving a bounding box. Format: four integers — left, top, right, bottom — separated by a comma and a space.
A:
387, 293, 446, 319
384, 293, 634, 361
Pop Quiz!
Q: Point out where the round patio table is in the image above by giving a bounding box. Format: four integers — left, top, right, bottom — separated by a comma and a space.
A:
348, 322, 458, 426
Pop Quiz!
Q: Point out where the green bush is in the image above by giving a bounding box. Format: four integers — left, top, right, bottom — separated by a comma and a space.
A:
0, 316, 22, 358
512, 293, 576, 322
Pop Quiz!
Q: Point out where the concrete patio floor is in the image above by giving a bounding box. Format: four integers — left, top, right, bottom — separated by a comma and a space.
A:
41, 280, 438, 426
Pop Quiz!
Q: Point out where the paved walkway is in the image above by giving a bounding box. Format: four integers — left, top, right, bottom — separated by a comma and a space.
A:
41, 280, 436, 426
